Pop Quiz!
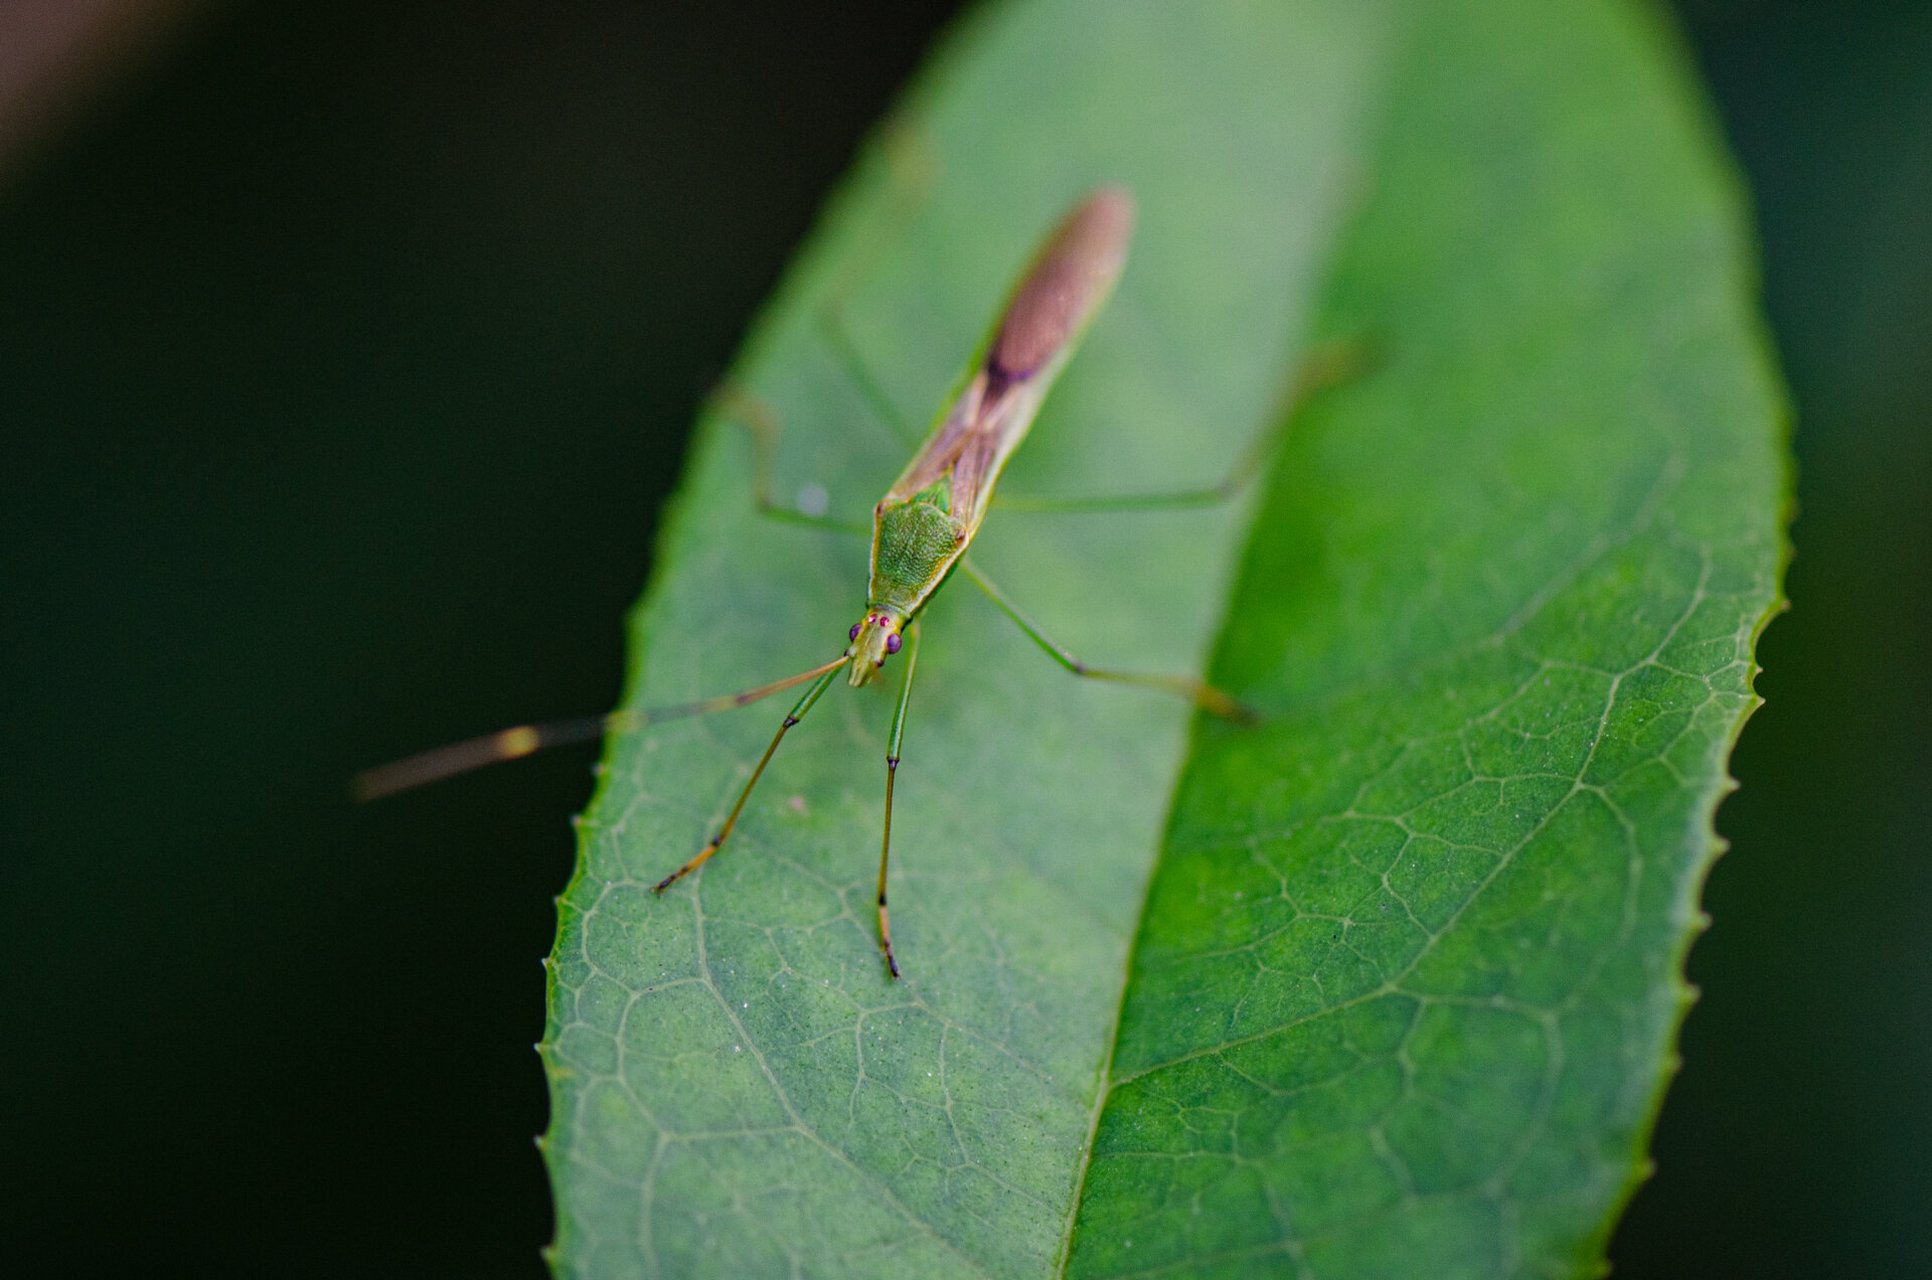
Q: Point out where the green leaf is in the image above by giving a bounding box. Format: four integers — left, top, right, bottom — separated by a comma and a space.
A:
539, 1, 1787, 1277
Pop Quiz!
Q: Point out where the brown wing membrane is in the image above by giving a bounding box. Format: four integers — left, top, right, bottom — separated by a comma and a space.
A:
885, 373, 983, 503
988, 186, 1134, 382
881, 187, 1135, 524
946, 395, 1004, 522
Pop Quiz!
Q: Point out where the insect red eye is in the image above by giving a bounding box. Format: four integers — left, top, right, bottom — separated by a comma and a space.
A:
849, 623, 862, 641
885, 633, 902, 655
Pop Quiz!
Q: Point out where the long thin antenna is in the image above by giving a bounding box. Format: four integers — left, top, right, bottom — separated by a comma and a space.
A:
353, 654, 852, 800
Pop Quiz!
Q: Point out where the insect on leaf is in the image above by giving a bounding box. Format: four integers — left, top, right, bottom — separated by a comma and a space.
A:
538, 1, 1789, 1277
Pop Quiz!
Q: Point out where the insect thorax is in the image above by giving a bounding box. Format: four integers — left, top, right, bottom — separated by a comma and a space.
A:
869, 486, 964, 614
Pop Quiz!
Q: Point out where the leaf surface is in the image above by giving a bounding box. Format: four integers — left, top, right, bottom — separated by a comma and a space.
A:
540, 2, 1787, 1276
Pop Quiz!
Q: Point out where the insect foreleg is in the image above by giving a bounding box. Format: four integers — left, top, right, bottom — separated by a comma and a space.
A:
875, 619, 921, 979
653, 659, 848, 894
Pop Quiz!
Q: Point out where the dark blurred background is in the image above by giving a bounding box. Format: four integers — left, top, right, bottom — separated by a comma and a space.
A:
0, 1, 1923, 1276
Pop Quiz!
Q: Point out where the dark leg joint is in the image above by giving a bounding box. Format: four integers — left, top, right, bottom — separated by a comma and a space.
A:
782, 715, 799, 728
886, 756, 899, 772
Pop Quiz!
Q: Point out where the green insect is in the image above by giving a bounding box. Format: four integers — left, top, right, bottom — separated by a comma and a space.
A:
362, 187, 1340, 977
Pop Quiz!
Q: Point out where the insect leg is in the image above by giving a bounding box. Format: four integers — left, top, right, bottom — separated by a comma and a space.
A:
653, 659, 848, 893
815, 120, 938, 447
875, 619, 920, 979
817, 306, 921, 448
960, 560, 1254, 722
991, 338, 1370, 514
706, 384, 870, 535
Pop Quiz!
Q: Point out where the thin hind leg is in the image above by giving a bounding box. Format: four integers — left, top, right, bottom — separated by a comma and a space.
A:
991, 339, 1371, 514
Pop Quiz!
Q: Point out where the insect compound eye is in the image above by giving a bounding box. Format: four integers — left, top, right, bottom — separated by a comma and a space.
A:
849, 623, 862, 641
885, 632, 903, 655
